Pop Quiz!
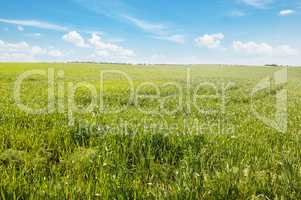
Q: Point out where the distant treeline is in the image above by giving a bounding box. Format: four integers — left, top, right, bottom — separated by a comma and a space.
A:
64, 61, 290, 67
264, 64, 289, 67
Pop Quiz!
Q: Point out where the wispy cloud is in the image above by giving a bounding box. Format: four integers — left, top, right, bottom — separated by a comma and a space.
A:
0, 19, 68, 31
122, 15, 167, 35
122, 15, 185, 44
73, 0, 185, 44
153, 34, 185, 44
73, 0, 130, 18
33, 33, 42, 37
239, 0, 274, 8
279, 9, 295, 16
17, 26, 24, 31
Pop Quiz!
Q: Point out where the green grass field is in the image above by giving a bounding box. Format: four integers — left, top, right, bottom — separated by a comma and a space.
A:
0, 63, 301, 199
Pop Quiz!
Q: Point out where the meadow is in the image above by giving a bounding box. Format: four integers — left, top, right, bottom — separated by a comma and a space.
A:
0, 63, 301, 199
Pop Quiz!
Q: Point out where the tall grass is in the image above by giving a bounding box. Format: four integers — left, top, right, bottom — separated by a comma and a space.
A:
0, 63, 300, 199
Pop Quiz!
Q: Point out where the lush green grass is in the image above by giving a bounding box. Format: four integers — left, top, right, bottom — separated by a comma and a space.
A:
0, 63, 301, 199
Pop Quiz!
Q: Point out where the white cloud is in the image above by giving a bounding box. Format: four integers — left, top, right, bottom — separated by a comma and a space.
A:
0, 19, 68, 31
279, 9, 295, 16
17, 26, 24, 31
0, 41, 30, 52
61, 31, 135, 60
239, 0, 273, 8
62, 31, 88, 47
31, 46, 47, 55
0, 39, 64, 61
89, 33, 135, 57
48, 50, 64, 57
153, 34, 185, 44
232, 40, 299, 56
195, 33, 225, 49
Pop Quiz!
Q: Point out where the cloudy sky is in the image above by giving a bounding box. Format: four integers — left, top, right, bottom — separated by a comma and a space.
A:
0, 0, 301, 65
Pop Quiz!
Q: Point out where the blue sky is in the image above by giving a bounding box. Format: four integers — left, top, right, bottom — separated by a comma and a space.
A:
0, 0, 301, 65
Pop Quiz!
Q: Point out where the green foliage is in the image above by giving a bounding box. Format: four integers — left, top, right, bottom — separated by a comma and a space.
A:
0, 63, 300, 199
